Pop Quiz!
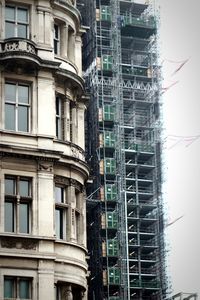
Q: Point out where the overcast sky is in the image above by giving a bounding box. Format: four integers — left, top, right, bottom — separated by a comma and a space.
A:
159, 0, 200, 296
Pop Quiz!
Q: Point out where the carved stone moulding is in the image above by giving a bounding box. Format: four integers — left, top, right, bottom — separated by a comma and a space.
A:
54, 175, 83, 192
0, 236, 38, 250
1, 38, 37, 55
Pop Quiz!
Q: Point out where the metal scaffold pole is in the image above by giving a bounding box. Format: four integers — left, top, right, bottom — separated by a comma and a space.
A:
110, 0, 130, 299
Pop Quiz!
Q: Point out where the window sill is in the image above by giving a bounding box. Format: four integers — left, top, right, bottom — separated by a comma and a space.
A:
0, 232, 56, 241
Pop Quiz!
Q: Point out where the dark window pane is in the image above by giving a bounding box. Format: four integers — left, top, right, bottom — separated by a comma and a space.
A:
5, 6, 15, 21
19, 203, 29, 233
5, 22, 15, 38
5, 83, 16, 103
19, 180, 30, 197
5, 202, 14, 232
54, 40, 58, 54
17, 8, 28, 23
56, 209, 63, 239
55, 187, 64, 203
18, 24, 27, 38
18, 106, 28, 132
18, 85, 29, 104
56, 97, 60, 115
5, 178, 15, 195
76, 212, 80, 240
56, 118, 61, 139
4, 278, 14, 298
54, 24, 59, 39
5, 104, 15, 130
19, 279, 30, 299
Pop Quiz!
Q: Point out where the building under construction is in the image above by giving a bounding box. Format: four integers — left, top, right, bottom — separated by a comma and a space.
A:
77, 0, 167, 299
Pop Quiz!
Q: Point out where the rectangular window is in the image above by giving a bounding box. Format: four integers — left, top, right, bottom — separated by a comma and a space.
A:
75, 211, 80, 242
55, 208, 63, 239
56, 96, 64, 140
5, 5, 29, 39
5, 202, 14, 232
55, 186, 64, 203
54, 24, 60, 55
4, 176, 32, 234
5, 82, 30, 132
55, 185, 67, 240
4, 276, 31, 299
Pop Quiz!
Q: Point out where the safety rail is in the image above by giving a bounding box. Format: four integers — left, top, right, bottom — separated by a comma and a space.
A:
123, 90, 155, 103
138, 187, 154, 194
141, 267, 157, 274
121, 14, 156, 29
130, 279, 160, 288
140, 254, 157, 261
124, 142, 154, 153
140, 239, 157, 246
123, 115, 153, 128
140, 212, 157, 219
139, 199, 157, 205
125, 158, 155, 167
126, 185, 154, 194
140, 226, 156, 233
138, 174, 153, 181
122, 51, 150, 67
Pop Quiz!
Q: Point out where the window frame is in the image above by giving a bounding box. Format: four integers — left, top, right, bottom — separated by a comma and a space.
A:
5, 4, 29, 39
55, 96, 64, 140
5, 81, 31, 133
4, 175, 32, 234
75, 188, 82, 244
55, 185, 68, 240
54, 23, 60, 55
4, 276, 32, 299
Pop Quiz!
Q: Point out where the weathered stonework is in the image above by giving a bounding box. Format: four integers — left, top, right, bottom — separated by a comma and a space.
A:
0, 0, 88, 299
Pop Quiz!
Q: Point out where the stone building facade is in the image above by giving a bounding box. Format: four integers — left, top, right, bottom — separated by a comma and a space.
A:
0, 0, 88, 299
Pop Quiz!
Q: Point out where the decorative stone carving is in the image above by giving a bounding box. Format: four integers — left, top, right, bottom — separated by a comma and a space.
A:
69, 178, 83, 192
54, 176, 83, 191
38, 163, 53, 172
1, 237, 37, 250
63, 285, 73, 300
3, 40, 36, 54
54, 175, 70, 186
71, 147, 79, 159
72, 209, 75, 225
81, 290, 86, 299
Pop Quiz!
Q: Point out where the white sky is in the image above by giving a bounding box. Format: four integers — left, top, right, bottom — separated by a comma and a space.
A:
159, 0, 200, 296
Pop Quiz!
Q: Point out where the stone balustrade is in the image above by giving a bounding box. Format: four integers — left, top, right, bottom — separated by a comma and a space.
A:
0, 38, 37, 55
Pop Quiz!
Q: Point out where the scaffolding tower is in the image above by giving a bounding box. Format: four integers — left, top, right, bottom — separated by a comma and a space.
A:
77, 0, 168, 299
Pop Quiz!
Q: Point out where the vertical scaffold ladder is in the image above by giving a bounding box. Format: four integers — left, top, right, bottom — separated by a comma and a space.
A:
110, 0, 130, 299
